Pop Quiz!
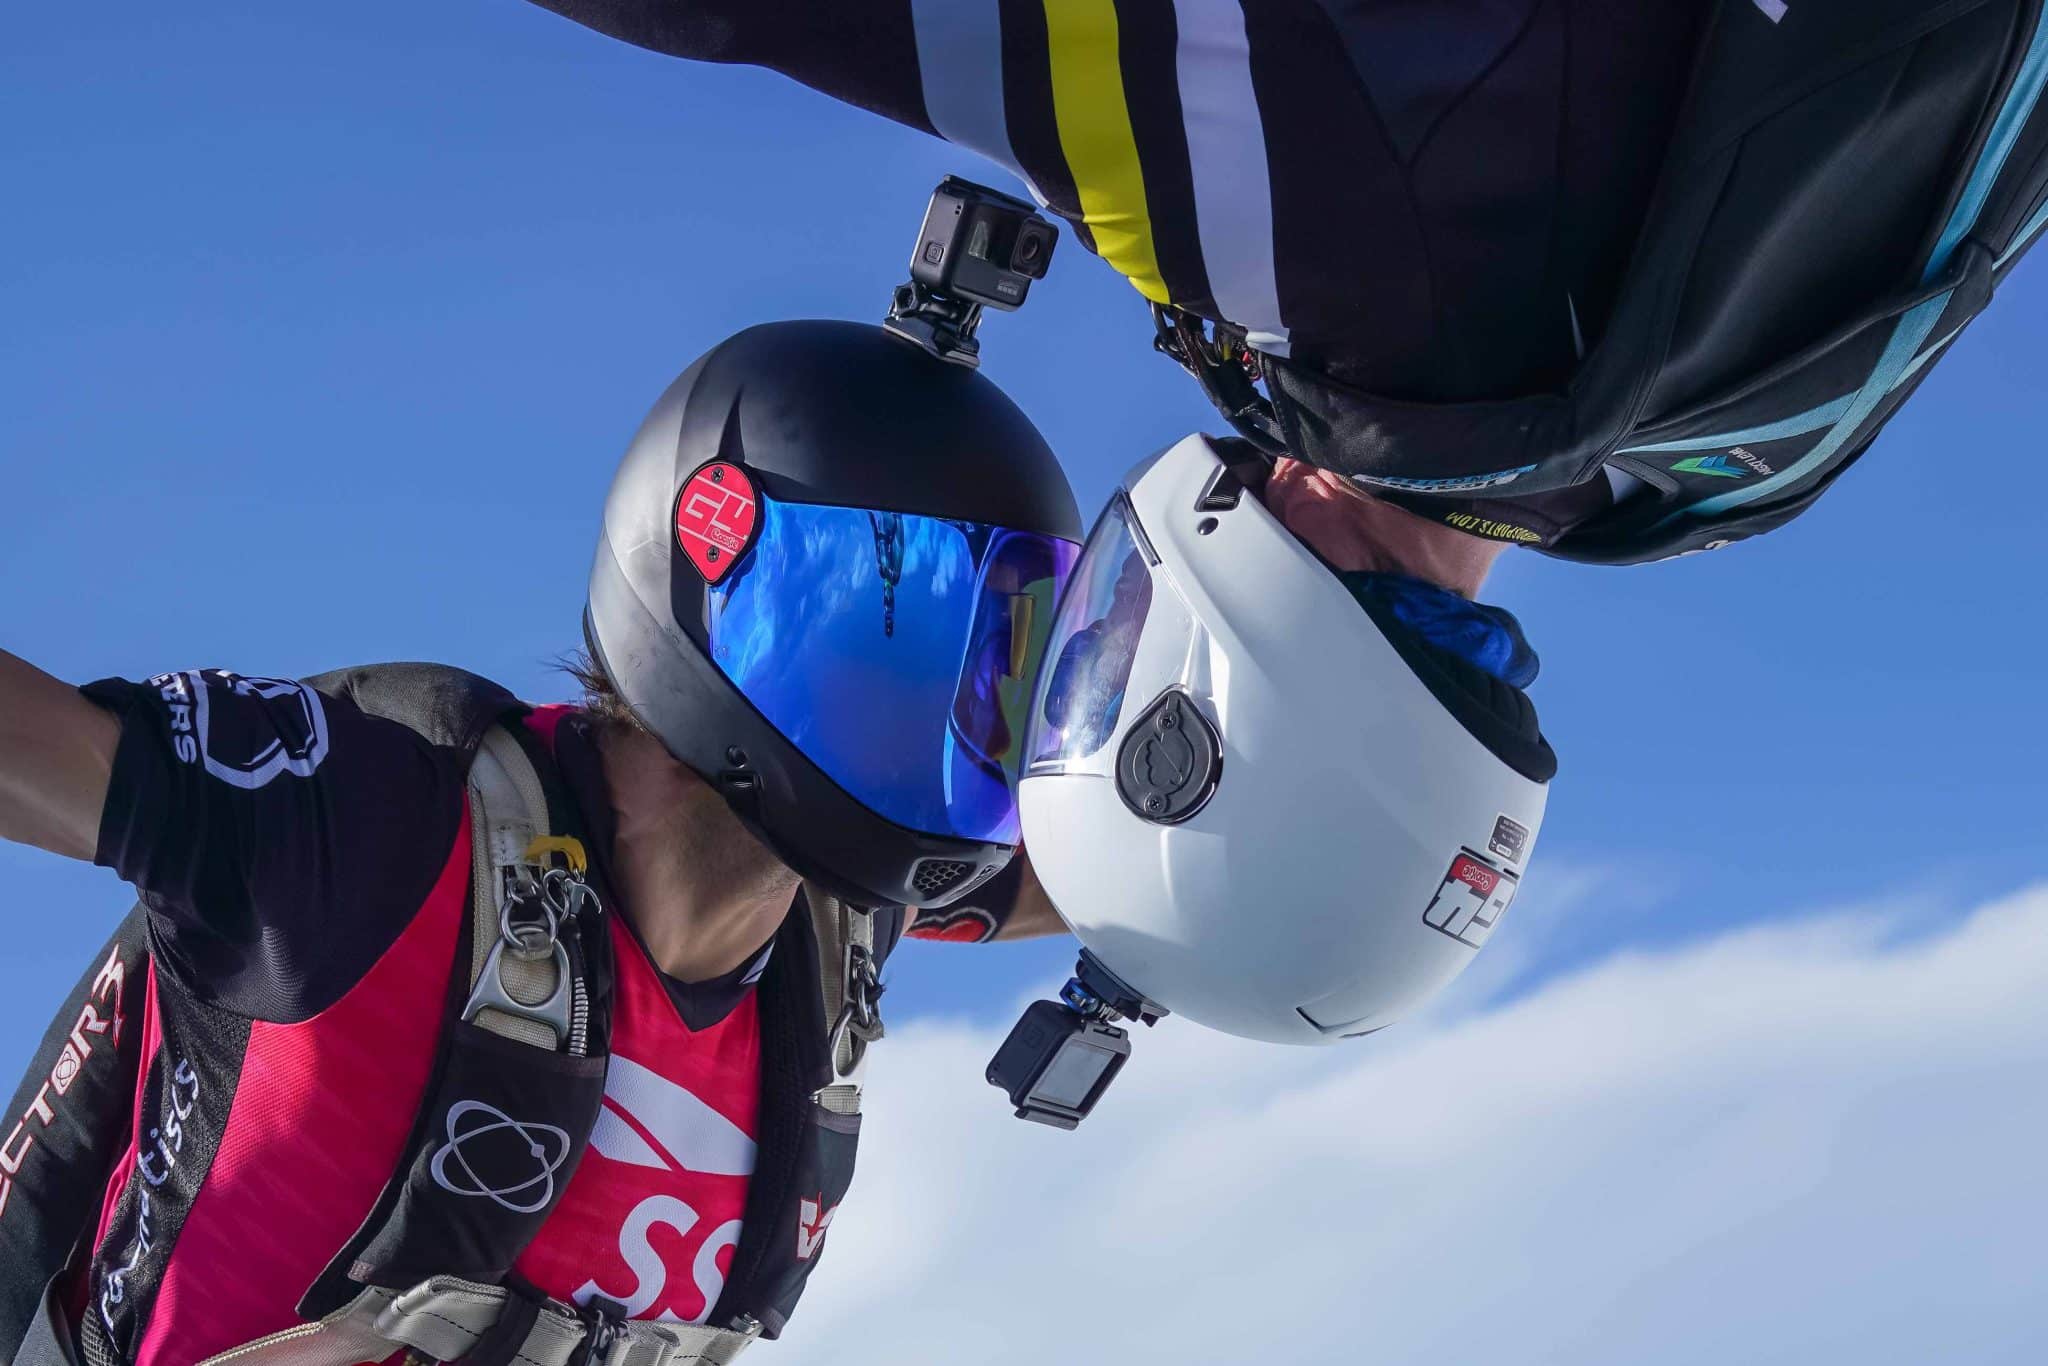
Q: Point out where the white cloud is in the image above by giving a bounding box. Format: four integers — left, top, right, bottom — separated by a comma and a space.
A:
780, 884, 2048, 1365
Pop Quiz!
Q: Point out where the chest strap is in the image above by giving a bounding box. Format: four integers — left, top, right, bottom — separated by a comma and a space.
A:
193, 1279, 758, 1366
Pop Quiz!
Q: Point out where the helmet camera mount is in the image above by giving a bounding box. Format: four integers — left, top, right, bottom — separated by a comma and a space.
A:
986, 950, 1167, 1130
885, 176, 1059, 368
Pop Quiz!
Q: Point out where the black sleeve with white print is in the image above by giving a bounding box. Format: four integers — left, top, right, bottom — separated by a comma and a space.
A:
82, 670, 470, 1023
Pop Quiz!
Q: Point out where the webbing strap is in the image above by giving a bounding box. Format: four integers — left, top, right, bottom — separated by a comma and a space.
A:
808, 884, 874, 1116
191, 1280, 757, 1366
466, 727, 562, 1050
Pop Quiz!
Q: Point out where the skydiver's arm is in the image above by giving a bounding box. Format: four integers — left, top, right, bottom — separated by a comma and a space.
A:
524, 0, 1112, 303
522, 0, 937, 134
905, 852, 1069, 944
0, 648, 120, 861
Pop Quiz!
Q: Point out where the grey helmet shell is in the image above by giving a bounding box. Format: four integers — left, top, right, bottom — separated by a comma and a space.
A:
587, 320, 1081, 908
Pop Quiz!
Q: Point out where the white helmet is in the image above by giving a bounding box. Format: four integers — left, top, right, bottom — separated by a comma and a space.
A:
1018, 434, 1556, 1045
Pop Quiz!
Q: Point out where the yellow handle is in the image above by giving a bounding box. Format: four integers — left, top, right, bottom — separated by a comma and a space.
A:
523, 835, 588, 875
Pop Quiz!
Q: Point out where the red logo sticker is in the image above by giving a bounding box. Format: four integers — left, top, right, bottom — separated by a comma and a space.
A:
1448, 854, 1499, 896
796, 1194, 837, 1260
674, 462, 760, 585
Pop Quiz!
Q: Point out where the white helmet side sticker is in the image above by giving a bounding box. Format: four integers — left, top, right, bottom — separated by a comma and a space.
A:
1422, 851, 1520, 951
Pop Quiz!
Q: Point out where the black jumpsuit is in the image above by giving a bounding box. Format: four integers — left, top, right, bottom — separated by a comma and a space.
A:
527, 0, 1706, 405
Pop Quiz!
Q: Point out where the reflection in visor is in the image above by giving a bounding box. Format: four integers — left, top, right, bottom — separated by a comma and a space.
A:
1028, 497, 1155, 768
951, 532, 1070, 784
708, 498, 1076, 845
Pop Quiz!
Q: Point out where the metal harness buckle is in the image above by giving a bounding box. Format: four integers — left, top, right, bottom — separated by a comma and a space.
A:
568, 1295, 630, 1366
461, 855, 600, 1049
826, 930, 886, 1080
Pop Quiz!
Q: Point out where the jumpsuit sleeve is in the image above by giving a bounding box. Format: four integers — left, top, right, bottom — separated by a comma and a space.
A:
82, 669, 469, 1020
523, 0, 940, 134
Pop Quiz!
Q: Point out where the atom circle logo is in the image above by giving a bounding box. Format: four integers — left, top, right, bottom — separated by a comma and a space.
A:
429, 1100, 572, 1215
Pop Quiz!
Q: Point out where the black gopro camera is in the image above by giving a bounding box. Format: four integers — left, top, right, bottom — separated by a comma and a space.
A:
987, 951, 1164, 1130
886, 177, 1060, 367
910, 177, 1058, 308
988, 1001, 1132, 1130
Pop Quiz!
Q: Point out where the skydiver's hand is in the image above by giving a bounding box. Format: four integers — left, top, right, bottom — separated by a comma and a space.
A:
904, 849, 1068, 943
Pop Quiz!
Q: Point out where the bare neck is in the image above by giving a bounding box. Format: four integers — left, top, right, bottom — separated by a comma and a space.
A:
1263, 458, 1507, 598
596, 724, 798, 983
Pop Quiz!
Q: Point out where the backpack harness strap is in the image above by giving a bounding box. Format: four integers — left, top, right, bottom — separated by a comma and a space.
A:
810, 885, 880, 1117
125, 720, 877, 1364
462, 726, 592, 1053
191, 1279, 760, 1366
199, 725, 772, 1366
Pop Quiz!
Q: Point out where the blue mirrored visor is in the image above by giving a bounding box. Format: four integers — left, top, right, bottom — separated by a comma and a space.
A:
707, 495, 1078, 845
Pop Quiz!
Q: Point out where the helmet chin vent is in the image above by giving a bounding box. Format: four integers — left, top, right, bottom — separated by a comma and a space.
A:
911, 858, 976, 900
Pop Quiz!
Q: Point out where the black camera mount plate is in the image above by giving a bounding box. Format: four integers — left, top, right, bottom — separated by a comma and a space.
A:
884, 282, 986, 368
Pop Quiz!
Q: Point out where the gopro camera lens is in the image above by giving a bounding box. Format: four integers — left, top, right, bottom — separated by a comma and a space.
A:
1010, 220, 1056, 280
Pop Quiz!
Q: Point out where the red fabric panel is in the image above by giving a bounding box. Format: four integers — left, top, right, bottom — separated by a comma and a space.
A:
524, 703, 573, 748
513, 914, 761, 1324
132, 816, 470, 1366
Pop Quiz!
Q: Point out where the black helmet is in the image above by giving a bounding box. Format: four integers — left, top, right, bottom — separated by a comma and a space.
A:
586, 321, 1083, 908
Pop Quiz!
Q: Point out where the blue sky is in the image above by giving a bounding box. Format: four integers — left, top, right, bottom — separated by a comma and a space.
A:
3, 8, 2045, 1354
7, 0, 2044, 1052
